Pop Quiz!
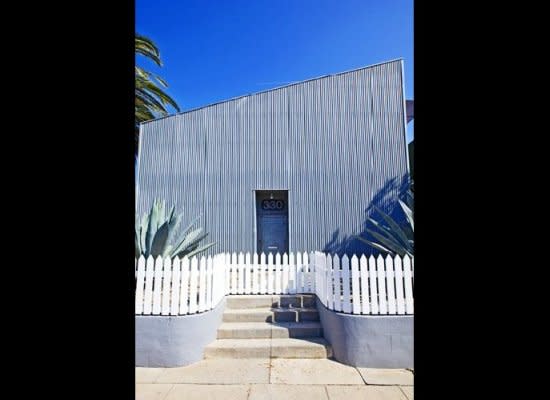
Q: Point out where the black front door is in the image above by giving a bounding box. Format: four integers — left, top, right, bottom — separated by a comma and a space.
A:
256, 190, 289, 254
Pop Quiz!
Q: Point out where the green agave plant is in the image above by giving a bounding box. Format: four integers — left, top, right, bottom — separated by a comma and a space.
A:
135, 199, 216, 259
356, 190, 414, 257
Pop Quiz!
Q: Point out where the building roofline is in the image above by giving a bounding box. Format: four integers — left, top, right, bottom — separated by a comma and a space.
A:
140, 58, 404, 125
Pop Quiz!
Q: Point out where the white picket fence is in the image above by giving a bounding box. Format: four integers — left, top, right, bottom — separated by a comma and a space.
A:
135, 251, 414, 316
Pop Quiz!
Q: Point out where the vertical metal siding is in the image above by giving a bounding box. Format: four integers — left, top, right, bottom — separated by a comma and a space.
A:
137, 60, 409, 256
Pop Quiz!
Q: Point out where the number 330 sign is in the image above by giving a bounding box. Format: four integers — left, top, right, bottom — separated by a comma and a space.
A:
262, 199, 285, 210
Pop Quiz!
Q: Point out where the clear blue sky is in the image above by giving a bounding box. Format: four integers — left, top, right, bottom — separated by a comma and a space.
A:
136, 0, 414, 142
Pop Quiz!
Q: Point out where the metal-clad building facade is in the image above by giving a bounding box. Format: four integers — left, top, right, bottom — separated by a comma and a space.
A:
137, 59, 410, 256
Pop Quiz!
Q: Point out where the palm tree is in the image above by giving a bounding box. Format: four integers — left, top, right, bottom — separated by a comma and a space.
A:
135, 34, 180, 150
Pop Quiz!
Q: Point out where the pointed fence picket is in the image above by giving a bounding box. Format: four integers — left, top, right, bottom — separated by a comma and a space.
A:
134, 251, 413, 316
161, 257, 172, 315
351, 255, 361, 314
170, 257, 181, 316
152, 256, 163, 315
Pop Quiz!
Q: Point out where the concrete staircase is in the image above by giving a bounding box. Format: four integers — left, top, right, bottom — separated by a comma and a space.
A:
204, 294, 332, 359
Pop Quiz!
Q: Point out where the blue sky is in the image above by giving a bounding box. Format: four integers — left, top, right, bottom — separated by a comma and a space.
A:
137, 0, 414, 142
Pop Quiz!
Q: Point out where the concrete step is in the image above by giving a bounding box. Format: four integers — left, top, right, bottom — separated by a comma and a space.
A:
222, 308, 273, 322
204, 338, 332, 359
225, 295, 273, 309
222, 308, 319, 323
225, 294, 318, 310
217, 322, 323, 339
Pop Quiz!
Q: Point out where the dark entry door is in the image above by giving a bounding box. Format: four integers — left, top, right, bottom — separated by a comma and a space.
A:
256, 190, 289, 254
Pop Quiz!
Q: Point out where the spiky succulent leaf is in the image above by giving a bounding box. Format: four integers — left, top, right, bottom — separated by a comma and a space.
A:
140, 214, 148, 253
150, 221, 170, 257
144, 201, 160, 256
162, 244, 173, 258
366, 228, 408, 256
399, 199, 414, 231
135, 232, 141, 258
171, 228, 205, 256
184, 242, 217, 258
372, 206, 411, 249
356, 236, 394, 255
180, 214, 202, 238
156, 200, 166, 231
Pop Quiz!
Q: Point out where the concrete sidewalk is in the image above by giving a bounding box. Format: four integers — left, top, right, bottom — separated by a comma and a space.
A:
136, 358, 414, 400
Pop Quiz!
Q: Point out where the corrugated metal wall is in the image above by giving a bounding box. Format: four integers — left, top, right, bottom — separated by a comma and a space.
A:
137, 59, 410, 256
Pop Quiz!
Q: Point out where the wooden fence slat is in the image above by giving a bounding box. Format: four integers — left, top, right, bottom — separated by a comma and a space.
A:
161, 257, 172, 315
152, 256, 164, 315
341, 255, 351, 313
275, 253, 282, 294
351, 255, 361, 314
394, 256, 405, 314
135, 256, 146, 315
289, 252, 296, 294
266, 253, 273, 294
326, 254, 334, 310
333, 255, 341, 311
244, 252, 251, 294
308, 251, 315, 293
206, 255, 213, 310
179, 257, 190, 314
359, 255, 370, 314
260, 253, 267, 294
385, 255, 396, 314
368, 256, 379, 314
143, 256, 155, 315
376, 255, 387, 314
403, 255, 414, 314
296, 252, 303, 293
230, 252, 237, 294
282, 253, 289, 294
170, 257, 181, 315
237, 252, 245, 294
252, 253, 260, 294
189, 256, 199, 313
198, 256, 207, 312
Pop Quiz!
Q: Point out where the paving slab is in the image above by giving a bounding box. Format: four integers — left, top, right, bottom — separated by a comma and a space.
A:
400, 386, 414, 400
136, 368, 167, 383
135, 384, 174, 400
357, 368, 414, 386
248, 383, 329, 400
270, 358, 364, 385
155, 358, 270, 384
326, 385, 408, 400
163, 384, 250, 400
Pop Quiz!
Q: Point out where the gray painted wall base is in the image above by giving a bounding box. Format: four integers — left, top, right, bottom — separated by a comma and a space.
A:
316, 298, 413, 368
136, 299, 225, 367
